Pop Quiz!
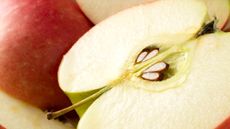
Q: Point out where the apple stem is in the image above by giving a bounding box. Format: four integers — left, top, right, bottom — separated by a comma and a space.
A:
47, 85, 113, 120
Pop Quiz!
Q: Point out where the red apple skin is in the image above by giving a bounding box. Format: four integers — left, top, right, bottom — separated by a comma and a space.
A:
216, 116, 230, 129
0, 0, 93, 110
0, 125, 6, 129
223, 19, 230, 32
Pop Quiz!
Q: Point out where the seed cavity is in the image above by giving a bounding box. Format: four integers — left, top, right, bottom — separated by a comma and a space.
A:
135, 47, 159, 63
135, 46, 170, 81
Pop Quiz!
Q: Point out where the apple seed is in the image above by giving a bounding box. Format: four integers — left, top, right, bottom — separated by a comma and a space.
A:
144, 62, 169, 73
141, 72, 163, 81
135, 47, 159, 63
142, 48, 159, 62
136, 51, 148, 63
140, 61, 168, 81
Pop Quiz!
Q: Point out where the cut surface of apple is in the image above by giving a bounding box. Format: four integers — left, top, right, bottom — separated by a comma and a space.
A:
78, 33, 230, 129
76, 0, 156, 24
77, 0, 230, 30
58, 0, 230, 128
59, 0, 207, 92
0, 90, 74, 129
58, 0, 207, 116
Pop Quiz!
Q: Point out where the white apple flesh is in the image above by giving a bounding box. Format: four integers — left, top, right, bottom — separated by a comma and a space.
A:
58, 0, 230, 128
60, 0, 207, 92
76, 0, 156, 24
78, 33, 230, 129
0, 90, 74, 129
59, 0, 207, 117
76, 0, 230, 30
203, 0, 230, 30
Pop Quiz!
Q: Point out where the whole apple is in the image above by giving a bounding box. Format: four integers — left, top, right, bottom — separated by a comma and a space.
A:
0, 0, 93, 110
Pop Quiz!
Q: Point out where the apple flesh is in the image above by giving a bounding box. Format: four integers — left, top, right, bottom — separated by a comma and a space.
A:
76, 0, 156, 24
203, 0, 230, 29
57, 0, 230, 129
76, 0, 230, 30
58, 0, 207, 118
0, 0, 93, 110
0, 90, 75, 129
77, 33, 230, 129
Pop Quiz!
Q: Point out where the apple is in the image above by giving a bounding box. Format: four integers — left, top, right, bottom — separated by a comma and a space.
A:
216, 116, 230, 129
203, 0, 230, 30
223, 20, 230, 32
76, 0, 156, 24
0, 90, 75, 129
0, 125, 5, 129
48, 0, 230, 128
76, 0, 230, 30
55, 0, 207, 118
0, 0, 93, 110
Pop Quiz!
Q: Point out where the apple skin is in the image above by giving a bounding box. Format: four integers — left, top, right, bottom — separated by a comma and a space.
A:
0, 125, 5, 129
223, 19, 230, 32
216, 116, 230, 129
0, 0, 93, 110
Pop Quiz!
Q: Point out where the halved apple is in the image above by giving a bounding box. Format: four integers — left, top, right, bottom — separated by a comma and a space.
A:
0, 90, 74, 129
56, 0, 230, 128
76, 0, 230, 30
59, 0, 207, 117
77, 32, 230, 129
